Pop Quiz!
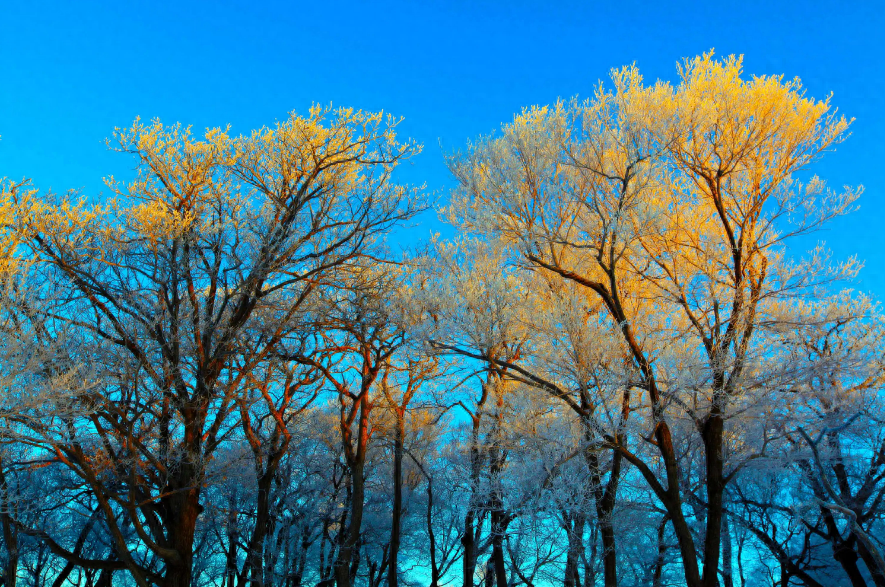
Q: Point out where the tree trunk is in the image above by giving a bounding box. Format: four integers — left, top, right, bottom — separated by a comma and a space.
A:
239, 475, 270, 587
563, 512, 586, 587
426, 475, 440, 587
586, 446, 622, 587
490, 509, 508, 587
225, 491, 239, 587
161, 474, 201, 587
290, 525, 310, 587
388, 409, 405, 587
462, 509, 480, 587
488, 380, 508, 587
721, 513, 733, 587
701, 413, 725, 587
584, 499, 598, 587
462, 406, 486, 587
238, 462, 284, 587
484, 559, 496, 587
335, 394, 370, 587
652, 513, 670, 587
95, 569, 113, 587
0, 460, 18, 587
636, 416, 701, 587
819, 507, 869, 587
834, 543, 868, 587
856, 536, 885, 587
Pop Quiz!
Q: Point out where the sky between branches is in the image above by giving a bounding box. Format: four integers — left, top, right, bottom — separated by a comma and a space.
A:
1, 0, 882, 293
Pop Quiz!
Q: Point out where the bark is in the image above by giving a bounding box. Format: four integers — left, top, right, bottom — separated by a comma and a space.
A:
462, 380, 490, 587
665, 486, 702, 587
814, 487, 873, 586
426, 475, 441, 587
289, 525, 311, 587
334, 391, 371, 587
652, 515, 668, 587
701, 412, 726, 587
95, 568, 114, 587
462, 510, 479, 587
159, 459, 203, 587
584, 521, 598, 587
856, 537, 885, 587
388, 408, 405, 587
224, 491, 239, 587
586, 446, 622, 587
488, 388, 509, 587
0, 459, 18, 587
484, 559, 496, 587
237, 469, 275, 587
563, 512, 586, 587
721, 513, 734, 587
832, 540, 868, 587
489, 509, 508, 587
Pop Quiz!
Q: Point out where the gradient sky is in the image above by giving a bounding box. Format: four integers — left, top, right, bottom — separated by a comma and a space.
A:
1, 0, 883, 294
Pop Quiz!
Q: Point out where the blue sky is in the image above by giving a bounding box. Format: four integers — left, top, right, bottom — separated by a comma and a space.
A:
1, 0, 883, 294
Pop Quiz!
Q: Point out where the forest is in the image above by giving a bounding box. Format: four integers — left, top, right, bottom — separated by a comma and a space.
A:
0, 53, 883, 587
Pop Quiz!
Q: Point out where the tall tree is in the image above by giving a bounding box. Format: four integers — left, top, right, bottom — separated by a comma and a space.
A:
447, 53, 857, 587
0, 106, 422, 587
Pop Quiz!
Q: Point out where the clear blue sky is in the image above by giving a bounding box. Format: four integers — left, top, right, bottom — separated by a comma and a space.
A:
1, 0, 883, 294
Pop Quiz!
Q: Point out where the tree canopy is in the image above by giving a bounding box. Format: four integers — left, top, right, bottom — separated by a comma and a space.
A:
1, 53, 883, 587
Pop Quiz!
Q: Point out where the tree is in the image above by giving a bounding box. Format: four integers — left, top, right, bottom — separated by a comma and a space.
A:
0, 106, 423, 587
0, 51, 877, 587
447, 52, 858, 587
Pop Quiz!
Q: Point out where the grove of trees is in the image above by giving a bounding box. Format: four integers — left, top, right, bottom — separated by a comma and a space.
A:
1, 53, 883, 587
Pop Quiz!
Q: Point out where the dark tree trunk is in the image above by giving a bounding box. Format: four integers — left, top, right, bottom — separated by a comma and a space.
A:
388, 409, 405, 587
462, 389, 488, 587
490, 509, 508, 587
818, 506, 869, 587
701, 413, 725, 587
652, 514, 670, 587
161, 466, 202, 587
95, 569, 113, 587
484, 559, 495, 587
290, 525, 310, 587
427, 474, 440, 587
563, 512, 585, 587
721, 513, 733, 587
335, 392, 371, 587
856, 536, 885, 587
462, 509, 480, 587
0, 461, 18, 587
488, 378, 509, 587
238, 459, 285, 587
834, 543, 869, 587
224, 491, 239, 587
586, 446, 622, 587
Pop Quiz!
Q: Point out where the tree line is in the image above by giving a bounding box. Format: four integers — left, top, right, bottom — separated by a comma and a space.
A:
0, 53, 883, 587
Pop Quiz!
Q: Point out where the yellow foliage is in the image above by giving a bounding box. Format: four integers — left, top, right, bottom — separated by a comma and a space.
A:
448, 51, 860, 407
5, 105, 418, 268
